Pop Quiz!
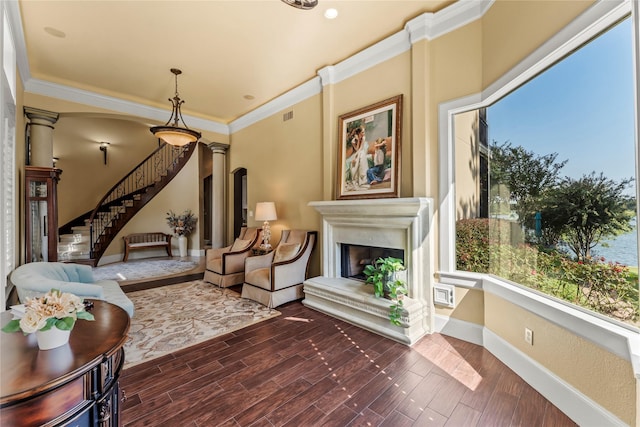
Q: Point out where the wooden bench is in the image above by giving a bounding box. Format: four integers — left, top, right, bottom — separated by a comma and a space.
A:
123, 232, 172, 262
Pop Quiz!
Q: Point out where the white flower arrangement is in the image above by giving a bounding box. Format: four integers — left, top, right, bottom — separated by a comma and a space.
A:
2, 289, 95, 335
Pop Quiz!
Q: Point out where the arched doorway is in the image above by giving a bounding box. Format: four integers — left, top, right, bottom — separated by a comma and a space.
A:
233, 168, 247, 238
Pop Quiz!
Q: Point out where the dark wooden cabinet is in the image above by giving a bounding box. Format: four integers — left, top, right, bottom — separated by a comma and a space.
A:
25, 166, 62, 262
0, 301, 130, 426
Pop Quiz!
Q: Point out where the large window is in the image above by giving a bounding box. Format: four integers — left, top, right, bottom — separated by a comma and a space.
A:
453, 16, 639, 325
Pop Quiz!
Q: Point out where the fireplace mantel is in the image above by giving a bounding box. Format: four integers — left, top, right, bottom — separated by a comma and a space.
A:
304, 197, 434, 344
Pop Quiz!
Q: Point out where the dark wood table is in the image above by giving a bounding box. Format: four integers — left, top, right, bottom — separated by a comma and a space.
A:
1, 300, 130, 426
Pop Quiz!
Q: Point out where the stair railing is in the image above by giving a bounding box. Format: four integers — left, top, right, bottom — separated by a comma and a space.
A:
87, 142, 195, 259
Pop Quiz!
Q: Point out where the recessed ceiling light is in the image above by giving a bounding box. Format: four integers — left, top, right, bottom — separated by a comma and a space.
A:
244, 95, 255, 100
44, 27, 66, 38
324, 8, 338, 19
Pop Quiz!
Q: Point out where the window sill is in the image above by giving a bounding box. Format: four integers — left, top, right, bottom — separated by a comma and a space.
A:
438, 270, 640, 379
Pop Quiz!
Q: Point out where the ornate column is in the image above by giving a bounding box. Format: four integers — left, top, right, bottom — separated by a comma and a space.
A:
24, 107, 59, 167
207, 143, 228, 248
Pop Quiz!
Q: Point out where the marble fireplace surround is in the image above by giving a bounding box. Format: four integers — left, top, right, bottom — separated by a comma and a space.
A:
304, 198, 433, 345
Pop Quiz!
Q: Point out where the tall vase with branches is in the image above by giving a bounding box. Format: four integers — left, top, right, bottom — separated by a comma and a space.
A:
166, 210, 197, 257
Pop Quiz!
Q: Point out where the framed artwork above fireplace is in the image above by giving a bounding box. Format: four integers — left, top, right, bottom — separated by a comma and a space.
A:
336, 95, 402, 200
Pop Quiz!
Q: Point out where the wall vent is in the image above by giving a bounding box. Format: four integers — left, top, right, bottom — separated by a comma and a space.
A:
433, 283, 455, 308
283, 110, 293, 121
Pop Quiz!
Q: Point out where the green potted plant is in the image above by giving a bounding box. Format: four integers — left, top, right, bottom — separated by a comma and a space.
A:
363, 256, 408, 326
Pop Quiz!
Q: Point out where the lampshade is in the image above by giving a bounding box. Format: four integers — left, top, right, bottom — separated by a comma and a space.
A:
150, 68, 201, 146
255, 202, 277, 221
150, 127, 199, 147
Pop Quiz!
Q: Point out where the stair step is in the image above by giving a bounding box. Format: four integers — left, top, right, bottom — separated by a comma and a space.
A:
58, 252, 91, 261
58, 243, 90, 252
74, 142, 194, 265
59, 234, 89, 243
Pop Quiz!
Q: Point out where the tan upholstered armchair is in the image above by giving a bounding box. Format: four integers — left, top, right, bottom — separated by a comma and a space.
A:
241, 230, 317, 308
203, 227, 262, 288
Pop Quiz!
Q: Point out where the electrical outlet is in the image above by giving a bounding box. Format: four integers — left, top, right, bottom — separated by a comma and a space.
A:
525, 328, 534, 345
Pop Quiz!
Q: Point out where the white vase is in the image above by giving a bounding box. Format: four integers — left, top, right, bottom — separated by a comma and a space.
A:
36, 328, 71, 350
178, 235, 188, 257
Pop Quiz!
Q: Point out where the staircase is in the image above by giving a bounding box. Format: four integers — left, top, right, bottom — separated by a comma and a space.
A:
58, 142, 197, 265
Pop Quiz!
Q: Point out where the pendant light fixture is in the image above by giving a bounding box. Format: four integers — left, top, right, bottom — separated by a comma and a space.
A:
281, 0, 318, 10
150, 68, 201, 146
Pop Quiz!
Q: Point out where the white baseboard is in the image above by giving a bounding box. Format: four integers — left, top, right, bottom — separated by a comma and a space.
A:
96, 250, 204, 266
433, 314, 626, 426
434, 314, 483, 346
98, 253, 123, 266
483, 329, 626, 426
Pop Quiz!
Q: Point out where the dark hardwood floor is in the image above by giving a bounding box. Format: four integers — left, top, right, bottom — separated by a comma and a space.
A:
120, 287, 577, 427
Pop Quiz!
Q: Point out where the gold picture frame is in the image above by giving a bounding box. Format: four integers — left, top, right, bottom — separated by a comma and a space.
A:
336, 95, 402, 200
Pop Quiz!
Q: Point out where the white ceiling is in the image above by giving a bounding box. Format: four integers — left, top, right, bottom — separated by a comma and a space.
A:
18, 0, 455, 125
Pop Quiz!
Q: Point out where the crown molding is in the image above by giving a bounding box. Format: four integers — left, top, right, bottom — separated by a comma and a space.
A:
11, 0, 491, 135
234, 0, 491, 129
24, 78, 229, 135
318, 30, 412, 87
229, 77, 322, 133
5, 0, 30, 85
405, 0, 494, 43
320, 0, 492, 87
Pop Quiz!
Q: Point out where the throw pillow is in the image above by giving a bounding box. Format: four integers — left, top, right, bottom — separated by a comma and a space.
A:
231, 238, 251, 252
273, 242, 301, 263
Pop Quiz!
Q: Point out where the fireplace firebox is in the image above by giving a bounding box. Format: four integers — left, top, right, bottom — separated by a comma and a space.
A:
341, 244, 404, 280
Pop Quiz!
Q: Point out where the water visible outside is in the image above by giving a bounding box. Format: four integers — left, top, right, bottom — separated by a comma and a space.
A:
592, 226, 638, 267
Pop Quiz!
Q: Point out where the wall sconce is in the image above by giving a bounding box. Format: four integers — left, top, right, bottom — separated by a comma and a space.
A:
52, 157, 59, 167
99, 142, 110, 165
255, 202, 277, 250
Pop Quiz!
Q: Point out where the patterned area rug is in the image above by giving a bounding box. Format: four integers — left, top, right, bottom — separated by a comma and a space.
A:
123, 280, 281, 369
92, 259, 198, 281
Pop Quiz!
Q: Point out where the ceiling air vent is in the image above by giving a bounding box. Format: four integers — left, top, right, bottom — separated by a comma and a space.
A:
283, 111, 294, 121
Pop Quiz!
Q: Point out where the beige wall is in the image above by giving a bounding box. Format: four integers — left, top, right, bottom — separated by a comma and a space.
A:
435, 287, 484, 326
332, 53, 413, 199
486, 293, 635, 424
228, 95, 323, 277
52, 115, 159, 225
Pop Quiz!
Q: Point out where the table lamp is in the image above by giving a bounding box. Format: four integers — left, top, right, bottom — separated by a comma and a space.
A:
255, 202, 277, 250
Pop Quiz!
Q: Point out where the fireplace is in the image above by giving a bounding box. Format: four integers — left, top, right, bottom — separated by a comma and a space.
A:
304, 198, 433, 345
341, 244, 404, 280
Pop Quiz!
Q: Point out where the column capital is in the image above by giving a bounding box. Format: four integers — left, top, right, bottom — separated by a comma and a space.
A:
24, 107, 59, 127
207, 142, 229, 154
